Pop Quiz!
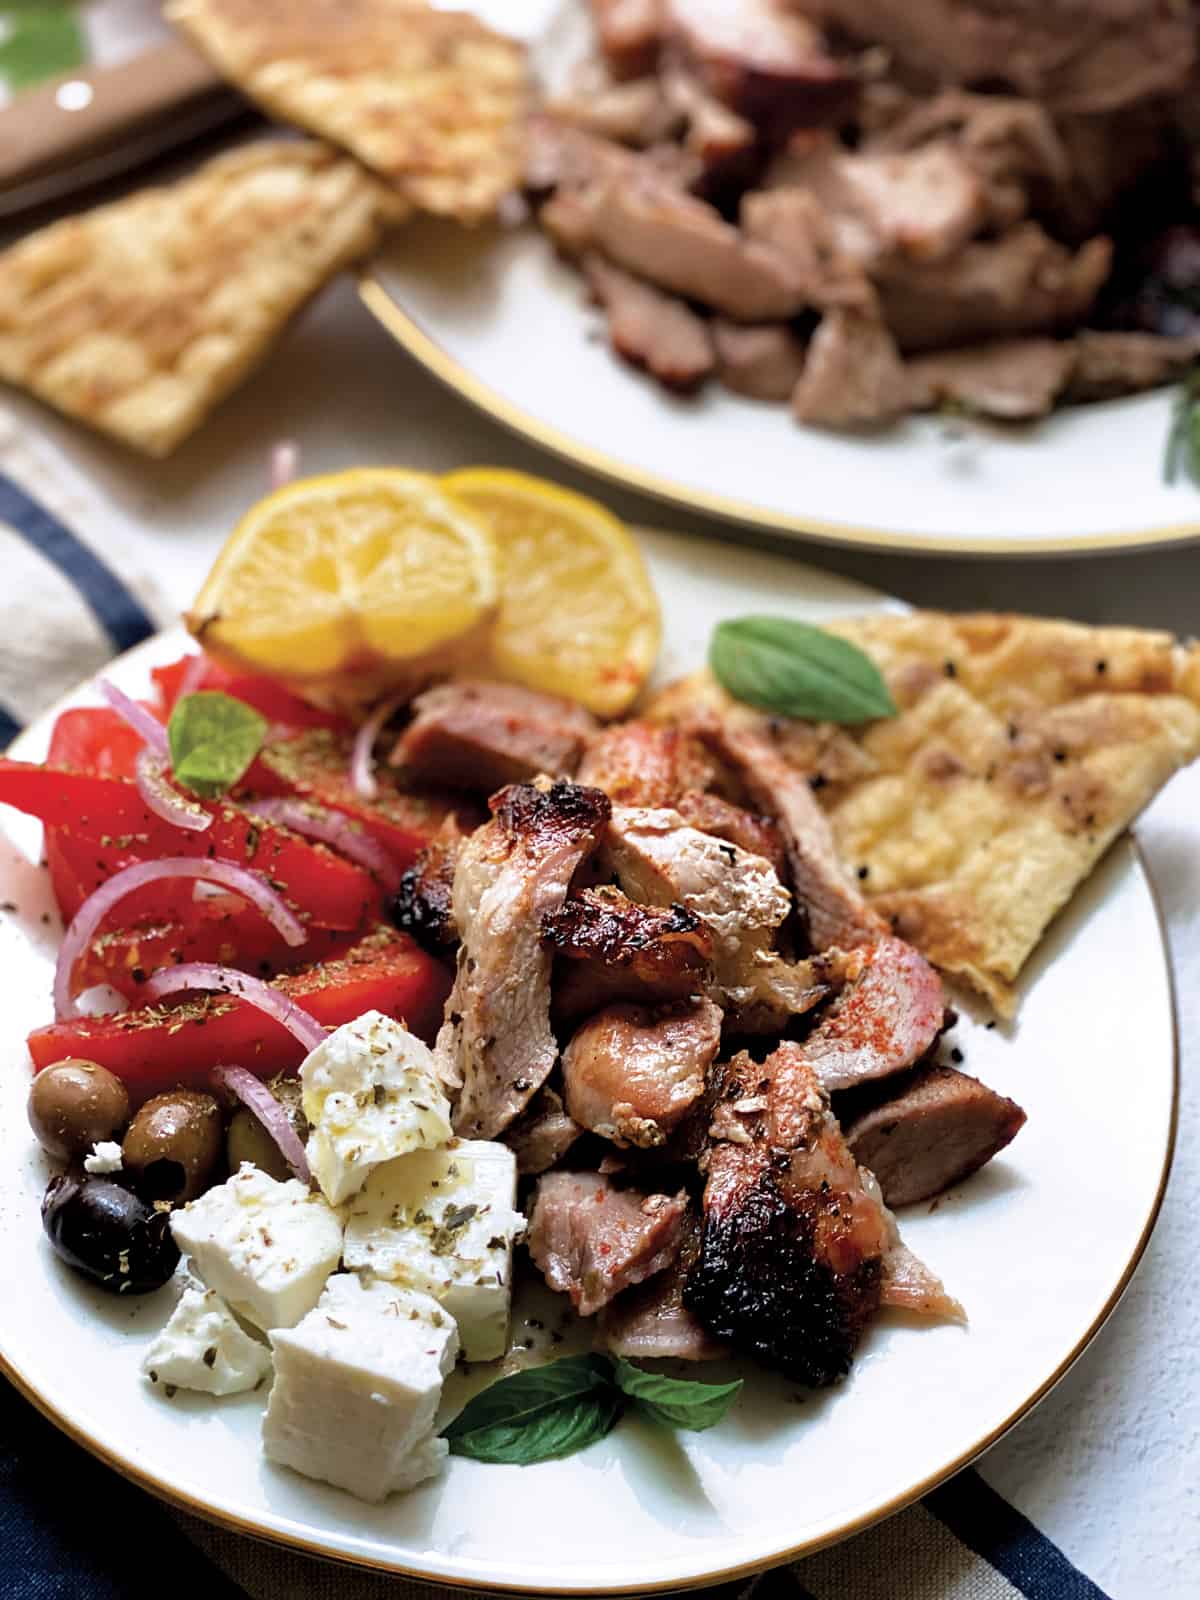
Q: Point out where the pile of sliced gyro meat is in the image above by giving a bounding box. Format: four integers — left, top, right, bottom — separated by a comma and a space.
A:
18, 663, 1025, 1419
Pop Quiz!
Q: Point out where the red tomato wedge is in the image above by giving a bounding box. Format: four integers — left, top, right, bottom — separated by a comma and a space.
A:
246, 730, 477, 875
76, 916, 358, 1001
0, 760, 381, 931
28, 927, 451, 1102
47, 706, 149, 780
152, 654, 349, 732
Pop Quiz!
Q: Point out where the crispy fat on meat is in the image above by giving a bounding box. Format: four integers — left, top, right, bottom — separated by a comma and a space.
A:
502, 1087, 582, 1175
528, 1171, 687, 1316
601, 1211, 727, 1360
685, 1042, 890, 1384
0, 141, 383, 458
393, 681, 598, 794
438, 780, 611, 1138
167, 0, 530, 222
563, 996, 722, 1147
841, 1063, 1026, 1206
544, 884, 714, 1023
804, 936, 946, 1093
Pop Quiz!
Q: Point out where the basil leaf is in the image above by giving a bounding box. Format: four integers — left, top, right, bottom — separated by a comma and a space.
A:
167, 691, 267, 799
0, 4, 86, 92
710, 616, 896, 725
443, 1354, 622, 1465
612, 1358, 742, 1432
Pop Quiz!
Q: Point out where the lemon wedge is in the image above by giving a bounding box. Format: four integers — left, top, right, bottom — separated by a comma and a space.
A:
441, 469, 661, 717
186, 469, 497, 698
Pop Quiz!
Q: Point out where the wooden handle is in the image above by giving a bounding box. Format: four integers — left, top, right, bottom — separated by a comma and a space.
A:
0, 38, 244, 194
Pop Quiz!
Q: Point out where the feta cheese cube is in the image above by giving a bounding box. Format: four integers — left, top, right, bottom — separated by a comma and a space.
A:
301, 1010, 453, 1206
343, 1140, 524, 1361
142, 1283, 272, 1396
84, 1140, 123, 1175
263, 1273, 457, 1502
170, 1164, 342, 1331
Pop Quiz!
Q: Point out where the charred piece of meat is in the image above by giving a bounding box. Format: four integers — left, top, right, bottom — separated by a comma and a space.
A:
545, 884, 714, 1023
437, 779, 611, 1137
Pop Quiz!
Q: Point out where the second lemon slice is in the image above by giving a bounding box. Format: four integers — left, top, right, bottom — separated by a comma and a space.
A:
441, 469, 661, 718
187, 469, 497, 693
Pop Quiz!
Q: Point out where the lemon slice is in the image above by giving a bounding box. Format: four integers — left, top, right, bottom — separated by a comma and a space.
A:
187, 469, 497, 695
440, 469, 661, 717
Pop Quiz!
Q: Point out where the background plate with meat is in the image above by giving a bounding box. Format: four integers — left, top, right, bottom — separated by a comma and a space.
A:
0, 528, 1177, 1589
362, 0, 1200, 554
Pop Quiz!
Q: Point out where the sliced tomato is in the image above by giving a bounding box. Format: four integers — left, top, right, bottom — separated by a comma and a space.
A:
153, 653, 350, 732
47, 707, 149, 780
0, 760, 381, 931
77, 916, 358, 1000
246, 730, 477, 874
28, 927, 452, 1102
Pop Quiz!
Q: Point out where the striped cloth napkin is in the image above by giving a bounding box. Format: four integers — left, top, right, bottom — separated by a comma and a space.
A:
0, 422, 1112, 1600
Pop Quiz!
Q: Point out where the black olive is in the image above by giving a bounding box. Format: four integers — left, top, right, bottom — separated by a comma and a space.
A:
41, 1172, 179, 1294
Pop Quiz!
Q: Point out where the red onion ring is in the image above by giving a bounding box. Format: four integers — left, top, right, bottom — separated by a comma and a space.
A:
143, 963, 326, 1053
135, 748, 212, 833
244, 798, 399, 889
175, 653, 208, 702
212, 1063, 311, 1183
99, 678, 168, 758
351, 695, 404, 801
54, 860, 307, 1019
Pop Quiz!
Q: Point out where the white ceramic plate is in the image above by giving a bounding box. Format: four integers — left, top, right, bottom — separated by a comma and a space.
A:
0, 531, 1176, 1591
361, 0, 1200, 557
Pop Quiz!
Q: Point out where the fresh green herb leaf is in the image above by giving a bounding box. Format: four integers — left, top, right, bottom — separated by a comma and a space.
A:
1164, 363, 1200, 488
612, 1358, 743, 1432
167, 691, 267, 799
0, 3, 85, 92
710, 616, 896, 725
443, 1354, 621, 1465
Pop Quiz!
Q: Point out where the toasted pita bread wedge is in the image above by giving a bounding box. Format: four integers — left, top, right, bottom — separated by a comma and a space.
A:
166, 0, 530, 222
650, 613, 1200, 1013
0, 140, 384, 458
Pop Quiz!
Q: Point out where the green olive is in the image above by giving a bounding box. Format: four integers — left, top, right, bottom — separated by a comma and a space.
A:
122, 1090, 223, 1202
226, 1107, 292, 1182
28, 1059, 129, 1161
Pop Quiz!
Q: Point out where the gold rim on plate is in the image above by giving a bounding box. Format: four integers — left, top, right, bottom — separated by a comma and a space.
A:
359, 272, 1200, 559
0, 634, 1180, 1594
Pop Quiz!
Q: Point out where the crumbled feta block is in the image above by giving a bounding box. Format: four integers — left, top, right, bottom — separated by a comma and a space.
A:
170, 1164, 342, 1331
262, 1273, 458, 1502
142, 1284, 272, 1396
300, 1010, 453, 1205
84, 1140, 123, 1175
343, 1140, 523, 1361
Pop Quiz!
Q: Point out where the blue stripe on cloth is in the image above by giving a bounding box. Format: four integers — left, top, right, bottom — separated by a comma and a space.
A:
925, 1468, 1112, 1600
0, 473, 156, 654
0, 703, 21, 749
0, 1378, 247, 1600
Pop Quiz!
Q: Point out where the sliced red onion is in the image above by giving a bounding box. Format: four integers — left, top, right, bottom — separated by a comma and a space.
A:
351, 695, 404, 801
270, 440, 299, 490
54, 859, 307, 1019
244, 797, 399, 889
99, 678, 169, 758
212, 1063, 311, 1183
135, 748, 212, 833
175, 652, 208, 702
143, 964, 326, 1054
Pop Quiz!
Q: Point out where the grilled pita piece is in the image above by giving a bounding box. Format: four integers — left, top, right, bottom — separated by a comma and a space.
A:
166, 0, 530, 222
651, 613, 1200, 1012
0, 141, 382, 458
437, 779, 611, 1139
